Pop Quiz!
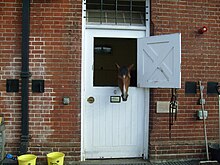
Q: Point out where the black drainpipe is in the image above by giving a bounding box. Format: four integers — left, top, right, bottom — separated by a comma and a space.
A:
20, 0, 31, 154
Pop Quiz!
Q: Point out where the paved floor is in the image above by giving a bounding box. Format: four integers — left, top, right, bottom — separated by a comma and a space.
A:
2, 159, 220, 165
154, 160, 199, 165
80, 158, 151, 164
78, 159, 220, 165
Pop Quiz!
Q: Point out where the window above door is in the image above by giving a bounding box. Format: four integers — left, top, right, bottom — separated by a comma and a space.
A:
84, 0, 148, 26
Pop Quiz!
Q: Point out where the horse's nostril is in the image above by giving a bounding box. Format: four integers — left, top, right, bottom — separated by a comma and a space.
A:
121, 95, 128, 101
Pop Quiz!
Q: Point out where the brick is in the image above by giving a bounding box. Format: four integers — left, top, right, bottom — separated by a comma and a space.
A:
150, 0, 220, 161
0, 0, 82, 162
1, 0, 220, 163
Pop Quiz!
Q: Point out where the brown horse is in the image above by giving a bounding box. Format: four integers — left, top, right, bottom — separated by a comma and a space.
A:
116, 63, 134, 101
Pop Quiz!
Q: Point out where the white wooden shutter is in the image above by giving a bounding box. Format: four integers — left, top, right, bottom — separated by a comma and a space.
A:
137, 33, 181, 88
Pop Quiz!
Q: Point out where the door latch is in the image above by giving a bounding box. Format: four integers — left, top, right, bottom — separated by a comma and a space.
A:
87, 97, 95, 104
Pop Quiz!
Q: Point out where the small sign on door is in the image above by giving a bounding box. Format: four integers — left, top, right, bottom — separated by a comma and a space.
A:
110, 96, 121, 103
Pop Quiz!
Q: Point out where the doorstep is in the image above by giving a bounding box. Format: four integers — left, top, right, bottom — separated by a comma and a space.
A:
79, 158, 152, 165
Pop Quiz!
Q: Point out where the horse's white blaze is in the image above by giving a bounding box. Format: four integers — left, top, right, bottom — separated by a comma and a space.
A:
122, 76, 127, 98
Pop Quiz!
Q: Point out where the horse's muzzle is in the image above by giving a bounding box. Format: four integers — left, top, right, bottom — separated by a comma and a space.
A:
121, 94, 128, 101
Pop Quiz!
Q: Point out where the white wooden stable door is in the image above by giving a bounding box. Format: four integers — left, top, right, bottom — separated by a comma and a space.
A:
83, 29, 181, 159
84, 29, 146, 159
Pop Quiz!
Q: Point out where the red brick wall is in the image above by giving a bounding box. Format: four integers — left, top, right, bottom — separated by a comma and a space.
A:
150, 0, 220, 161
1, 0, 220, 163
0, 0, 82, 162
0, 0, 23, 155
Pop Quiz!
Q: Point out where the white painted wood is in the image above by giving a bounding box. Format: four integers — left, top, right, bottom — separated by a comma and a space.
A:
81, 0, 86, 160
137, 33, 181, 88
84, 29, 147, 159
85, 88, 145, 158
143, 88, 149, 159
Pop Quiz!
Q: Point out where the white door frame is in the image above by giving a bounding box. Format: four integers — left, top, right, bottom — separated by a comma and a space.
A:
81, 27, 150, 160
81, 0, 150, 160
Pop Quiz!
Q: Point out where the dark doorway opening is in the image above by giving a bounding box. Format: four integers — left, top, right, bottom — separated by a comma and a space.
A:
94, 38, 137, 87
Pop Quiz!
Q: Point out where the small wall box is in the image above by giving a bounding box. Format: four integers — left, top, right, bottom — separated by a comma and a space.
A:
197, 110, 208, 120
6, 79, 19, 92
32, 80, 44, 93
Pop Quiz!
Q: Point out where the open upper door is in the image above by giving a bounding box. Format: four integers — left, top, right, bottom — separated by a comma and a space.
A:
137, 33, 181, 88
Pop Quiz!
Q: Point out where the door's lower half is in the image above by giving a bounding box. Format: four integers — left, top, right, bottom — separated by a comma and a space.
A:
84, 87, 145, 159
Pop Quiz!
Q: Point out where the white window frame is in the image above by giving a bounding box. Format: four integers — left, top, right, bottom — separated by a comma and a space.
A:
82, 0, 150, 36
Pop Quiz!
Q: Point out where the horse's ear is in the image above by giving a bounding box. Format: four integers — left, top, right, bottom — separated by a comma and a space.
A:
115, 63, 120, 69
128, 64, 134, 71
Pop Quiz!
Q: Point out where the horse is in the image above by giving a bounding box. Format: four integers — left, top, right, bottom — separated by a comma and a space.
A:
115, 63, 134, 101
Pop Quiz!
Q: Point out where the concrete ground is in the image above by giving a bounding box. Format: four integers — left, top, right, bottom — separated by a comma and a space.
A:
78, 159, 220, 165
3, 157, 219, 165
80, 158, 151, 164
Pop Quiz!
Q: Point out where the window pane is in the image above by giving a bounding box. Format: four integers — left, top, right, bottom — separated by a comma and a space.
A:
118, 1, 130, 11
86, 0, 146, 25
103, 0, 116, 10
87, 0, 101, 10
106, 11, 116, 24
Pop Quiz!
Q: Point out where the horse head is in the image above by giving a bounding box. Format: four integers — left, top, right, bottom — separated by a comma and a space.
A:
116, 63, 134, 101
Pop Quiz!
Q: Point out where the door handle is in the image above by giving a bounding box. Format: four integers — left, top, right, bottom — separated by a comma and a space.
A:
87, 96, 95, 104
